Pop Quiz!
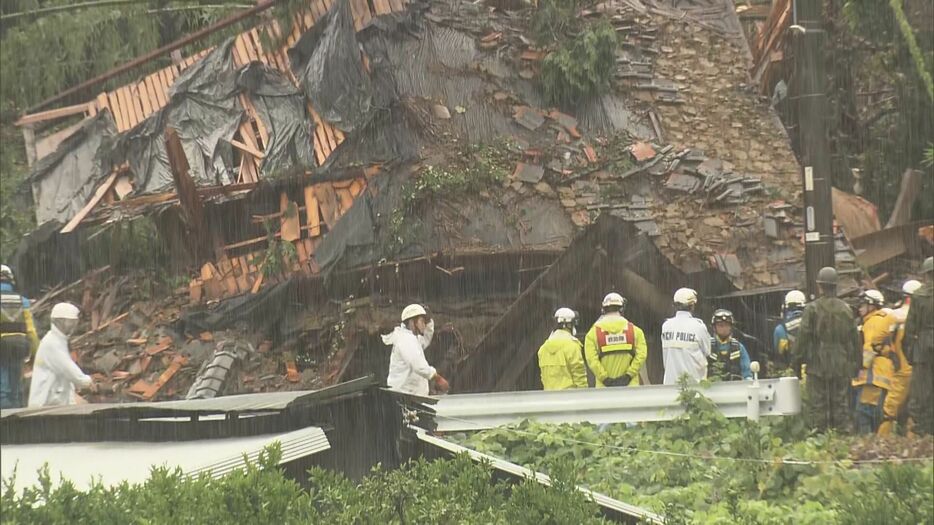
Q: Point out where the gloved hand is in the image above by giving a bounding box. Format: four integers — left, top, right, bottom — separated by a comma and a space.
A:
604, 375, 632, 387
434, 374, 450, 394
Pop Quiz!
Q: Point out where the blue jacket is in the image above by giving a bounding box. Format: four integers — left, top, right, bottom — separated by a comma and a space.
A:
712, 336, 752, 380
772, 309, 803, 357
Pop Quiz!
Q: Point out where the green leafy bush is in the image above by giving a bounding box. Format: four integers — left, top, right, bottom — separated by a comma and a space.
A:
540, 21, 618, 106
2, 444, 608, 524
455, 383, 934, 524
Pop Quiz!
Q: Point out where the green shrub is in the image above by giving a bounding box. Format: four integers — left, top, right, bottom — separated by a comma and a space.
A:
1, 445, 608, 524
540, 21, 617, 106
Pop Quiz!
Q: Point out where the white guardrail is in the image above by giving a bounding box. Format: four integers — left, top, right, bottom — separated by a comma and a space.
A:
433, 376, 801, 432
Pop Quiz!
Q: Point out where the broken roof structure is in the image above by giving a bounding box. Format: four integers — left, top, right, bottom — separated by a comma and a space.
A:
12, 0, 870, 394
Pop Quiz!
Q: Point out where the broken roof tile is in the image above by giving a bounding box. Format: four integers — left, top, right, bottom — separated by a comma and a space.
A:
513, 162, 545, 184
631, 142, 657, 162
514, 106, 546, 130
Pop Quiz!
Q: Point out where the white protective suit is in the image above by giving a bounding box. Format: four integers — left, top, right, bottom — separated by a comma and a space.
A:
383, 320, 436, 396
661, 310, 712, 385
28, 324, 92, 407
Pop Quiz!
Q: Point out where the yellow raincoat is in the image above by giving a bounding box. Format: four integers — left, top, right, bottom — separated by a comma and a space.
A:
584, 314, 647, 387
853, 310, 897, 408
537, 329, 588, 390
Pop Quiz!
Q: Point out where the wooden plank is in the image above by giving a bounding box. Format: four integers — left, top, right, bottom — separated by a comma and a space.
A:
232, 257, 251, 292
141, 355, 188, 400
107, 92, 126, 131
143, 75, 161, 112
242, 96, 270, 148
116, 87, 134, 130
158, 68, 173, 101
248, 28, 268, 65
251, 271, 265, 294
374, 0, 391, 15
145, 74, 163, 110
95, 93, 110, 115
114, 175, 133, 199
231, 138, 266, 159
123, 86, 141, 129
388, 0, 404, 13
280, 192, 301, 242
314, 183, 341, 229
242, 31, 260, 62
231, 40, 247, 67
336, 187, 355, 213
304, 185, 322, 236
295, 237, 309, 262
131, 84, 146, 126
331, 179, 353, 190
138, 81, 153, 118
15, 102, 92, 126
61, 171, 119, 233
238, 256, 254, 289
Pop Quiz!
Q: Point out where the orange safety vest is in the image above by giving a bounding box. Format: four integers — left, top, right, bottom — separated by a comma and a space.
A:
595, 322, 635, 360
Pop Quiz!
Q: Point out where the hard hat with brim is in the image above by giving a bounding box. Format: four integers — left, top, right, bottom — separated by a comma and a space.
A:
51, 302, 80, 320
401, 304, 427, 322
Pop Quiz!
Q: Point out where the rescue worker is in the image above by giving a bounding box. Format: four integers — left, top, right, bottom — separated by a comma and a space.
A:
28, 303, 95, 407
538, 308, 588, 390
661, 288, 711, 385
852, 290, 897, 434
584, 293, 647, 387
0, 265, 40, 409
877, 280, 922, 435
708, 309, 752, 381
383, 304, 449, 396
905, 257, 934, 435
773, 290, 806, 371
795, 267, 860, 432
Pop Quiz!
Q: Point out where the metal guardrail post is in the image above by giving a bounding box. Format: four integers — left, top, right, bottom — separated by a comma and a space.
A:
746, 361, 761, 422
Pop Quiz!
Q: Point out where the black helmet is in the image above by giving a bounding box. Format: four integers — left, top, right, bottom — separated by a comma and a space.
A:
816, 266, 838, 285
711, 309, 734, 325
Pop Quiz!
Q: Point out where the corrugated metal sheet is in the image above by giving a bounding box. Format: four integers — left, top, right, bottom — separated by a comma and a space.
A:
1, 426, 329, 492
1, 376, 374, 420
185, 426, 330, 479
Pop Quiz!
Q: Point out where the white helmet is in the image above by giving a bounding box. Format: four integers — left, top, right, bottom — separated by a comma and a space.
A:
602, 292, 625, 309
50, 302, 80, 320
0, 265, 13, 281
673, 288, 698, 307
860, 289, 885, 307
902, 280, 922, 296
401, 303, 427, 322
784, 290, 806, 308
554, 307, 576, 324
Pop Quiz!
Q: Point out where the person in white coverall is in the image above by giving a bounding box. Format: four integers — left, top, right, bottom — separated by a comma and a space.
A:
28, 302, 95, 407
383, 304, 450, 396
661, 288, 712, 385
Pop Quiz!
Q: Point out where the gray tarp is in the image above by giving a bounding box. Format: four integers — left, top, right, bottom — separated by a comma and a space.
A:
115, 39, 244, 194
236, 63, 316, 178
29, 111, 117, 225
288, 0, 374, 133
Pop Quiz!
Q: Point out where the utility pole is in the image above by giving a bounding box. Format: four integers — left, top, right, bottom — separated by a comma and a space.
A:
792, 0, 835, 300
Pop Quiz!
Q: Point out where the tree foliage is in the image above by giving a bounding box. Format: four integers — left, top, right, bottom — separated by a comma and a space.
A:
827, 0, 934, 221
540, 20, 618, 107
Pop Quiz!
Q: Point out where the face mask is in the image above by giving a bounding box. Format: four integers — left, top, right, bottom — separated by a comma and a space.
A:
54, 318, 78, 336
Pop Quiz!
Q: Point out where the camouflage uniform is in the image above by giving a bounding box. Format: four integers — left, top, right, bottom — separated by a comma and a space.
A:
905, 282, 934, 435
795, 296, 861, 432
